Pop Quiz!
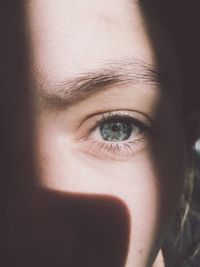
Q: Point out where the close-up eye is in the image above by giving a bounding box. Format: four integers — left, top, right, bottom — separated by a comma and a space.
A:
77, 111, 154, 160
99, 117, 139, 142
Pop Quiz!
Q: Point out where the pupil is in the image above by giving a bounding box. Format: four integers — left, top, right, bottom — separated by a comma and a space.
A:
111, 125, 119, 132
100, 120, 133, 141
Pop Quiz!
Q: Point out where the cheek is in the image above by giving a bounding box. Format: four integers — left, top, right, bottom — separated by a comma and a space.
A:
34, 114, 185, 205
34, 119, 185, 266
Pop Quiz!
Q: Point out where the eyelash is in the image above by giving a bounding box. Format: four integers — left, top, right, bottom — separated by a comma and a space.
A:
78, 111, 154, 160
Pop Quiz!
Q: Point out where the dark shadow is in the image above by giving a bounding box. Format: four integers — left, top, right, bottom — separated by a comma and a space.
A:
2, 188, 130, 267
0, 1, 36, 265
20, 189, 130, 267
139, 1, 200, 266
0, 2, 130, 267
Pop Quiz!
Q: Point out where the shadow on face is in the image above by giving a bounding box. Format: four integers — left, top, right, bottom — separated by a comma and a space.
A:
23, 189, 130, 267
3, 189, 130, 267
0, 4, 130, 267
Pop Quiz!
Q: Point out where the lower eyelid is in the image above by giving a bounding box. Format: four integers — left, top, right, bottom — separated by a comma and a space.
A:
77, 136, 147, 161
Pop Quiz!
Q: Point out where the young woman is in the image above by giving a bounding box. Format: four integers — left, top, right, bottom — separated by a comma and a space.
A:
1, 0, 199, 266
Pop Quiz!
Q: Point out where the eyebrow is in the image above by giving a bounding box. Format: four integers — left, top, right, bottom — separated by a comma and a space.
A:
37, 59, 170, 109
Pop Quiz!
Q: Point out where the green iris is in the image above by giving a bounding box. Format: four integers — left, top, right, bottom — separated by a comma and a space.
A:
100, 119, 133, 142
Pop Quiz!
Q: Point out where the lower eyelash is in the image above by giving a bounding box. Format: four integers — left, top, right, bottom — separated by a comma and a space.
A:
90, 138, 145, 157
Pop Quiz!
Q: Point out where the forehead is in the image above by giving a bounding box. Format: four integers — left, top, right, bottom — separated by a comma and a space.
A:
26, 0, 155, 88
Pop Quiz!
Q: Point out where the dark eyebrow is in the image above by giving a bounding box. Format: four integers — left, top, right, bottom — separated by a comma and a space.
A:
37, 59, 170, 109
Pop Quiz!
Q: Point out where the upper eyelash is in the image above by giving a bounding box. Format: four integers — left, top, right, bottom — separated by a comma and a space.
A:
89, 112, 150, 134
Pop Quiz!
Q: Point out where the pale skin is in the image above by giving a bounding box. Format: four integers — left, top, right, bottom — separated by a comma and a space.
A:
24, 0, 187, 266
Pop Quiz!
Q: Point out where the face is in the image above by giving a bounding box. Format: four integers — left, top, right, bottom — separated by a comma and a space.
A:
22, 0, 186, 266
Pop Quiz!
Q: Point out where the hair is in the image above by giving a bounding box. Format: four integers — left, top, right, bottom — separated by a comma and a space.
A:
139, 0, 200, 115
139, 1, 200, 266
163, 152, 200, 267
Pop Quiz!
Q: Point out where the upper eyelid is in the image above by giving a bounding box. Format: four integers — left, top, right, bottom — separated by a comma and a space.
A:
90, 114, 147, 134
78, 109, 155, 131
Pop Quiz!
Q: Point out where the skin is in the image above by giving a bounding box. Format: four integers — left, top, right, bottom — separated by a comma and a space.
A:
18, 0, 187, 266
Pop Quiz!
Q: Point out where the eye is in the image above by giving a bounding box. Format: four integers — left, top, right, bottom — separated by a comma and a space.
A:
99, 118, 140, 142
76, 111, 154, 160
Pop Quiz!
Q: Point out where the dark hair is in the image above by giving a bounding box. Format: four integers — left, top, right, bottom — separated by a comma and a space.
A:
140, 0, 200, 116
139, 1, 200, 266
